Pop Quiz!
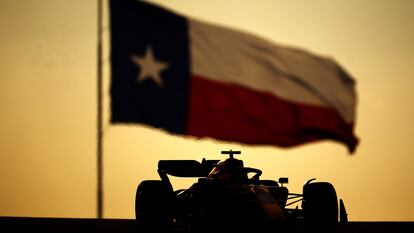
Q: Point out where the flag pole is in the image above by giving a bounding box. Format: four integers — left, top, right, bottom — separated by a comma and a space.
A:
96, 0, 104, 219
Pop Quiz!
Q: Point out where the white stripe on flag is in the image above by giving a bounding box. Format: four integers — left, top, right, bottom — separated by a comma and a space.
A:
189, 19, 356, 123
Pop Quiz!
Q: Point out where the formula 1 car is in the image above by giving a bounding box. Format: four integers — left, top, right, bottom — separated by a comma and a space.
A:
135, 150, 348, 232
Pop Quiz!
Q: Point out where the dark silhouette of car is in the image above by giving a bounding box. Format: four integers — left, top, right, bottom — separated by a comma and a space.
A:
135, 150, 348, 232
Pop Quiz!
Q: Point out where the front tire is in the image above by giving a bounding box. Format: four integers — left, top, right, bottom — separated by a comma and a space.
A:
135, 180, 173, 230
303, 181, 338, 232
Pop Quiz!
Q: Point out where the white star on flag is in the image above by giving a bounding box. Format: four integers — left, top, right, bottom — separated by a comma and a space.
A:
131, 46, 169, 87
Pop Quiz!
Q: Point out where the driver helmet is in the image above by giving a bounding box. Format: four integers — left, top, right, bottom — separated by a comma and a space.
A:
208, 157, 248, 185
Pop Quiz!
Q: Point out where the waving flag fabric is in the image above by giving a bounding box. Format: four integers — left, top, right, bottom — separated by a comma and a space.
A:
109, 0, 359, 153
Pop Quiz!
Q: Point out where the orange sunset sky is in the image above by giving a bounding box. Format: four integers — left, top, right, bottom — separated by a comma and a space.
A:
0, 0, 413, 221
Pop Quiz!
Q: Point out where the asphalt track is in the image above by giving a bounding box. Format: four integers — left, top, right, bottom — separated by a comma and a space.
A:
0, 217, 413, 232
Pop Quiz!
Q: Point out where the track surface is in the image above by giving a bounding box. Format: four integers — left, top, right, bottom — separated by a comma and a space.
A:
1, 217, 413, 232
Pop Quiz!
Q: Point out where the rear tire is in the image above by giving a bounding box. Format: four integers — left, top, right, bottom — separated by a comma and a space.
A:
303, 182, 338, 232
135, 180, 173, 230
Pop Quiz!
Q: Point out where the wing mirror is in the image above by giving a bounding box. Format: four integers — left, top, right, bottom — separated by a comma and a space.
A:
278, 177, 289, 186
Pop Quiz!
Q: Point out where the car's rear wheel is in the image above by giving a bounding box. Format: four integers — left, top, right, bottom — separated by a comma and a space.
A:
302, 181, 338, 232
135, 180, 173, 230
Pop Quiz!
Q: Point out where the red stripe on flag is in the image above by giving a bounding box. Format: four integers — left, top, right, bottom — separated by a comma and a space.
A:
187, 75, 358, 152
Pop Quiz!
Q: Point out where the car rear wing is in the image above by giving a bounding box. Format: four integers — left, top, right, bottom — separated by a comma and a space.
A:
158, 159, 220, 177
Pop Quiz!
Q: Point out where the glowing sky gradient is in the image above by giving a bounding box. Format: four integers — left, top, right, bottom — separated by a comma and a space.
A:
0, 0, 413, 221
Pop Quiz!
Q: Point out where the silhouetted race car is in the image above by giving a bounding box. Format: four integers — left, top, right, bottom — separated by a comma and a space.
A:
135, 150, 348, 232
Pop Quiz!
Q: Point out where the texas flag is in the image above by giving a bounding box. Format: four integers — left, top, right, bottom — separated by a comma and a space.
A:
109, 0, 359, 153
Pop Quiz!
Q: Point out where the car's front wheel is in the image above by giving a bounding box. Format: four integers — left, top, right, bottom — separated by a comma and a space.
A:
302, 181, 338, 232
135, 180, 173, 230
